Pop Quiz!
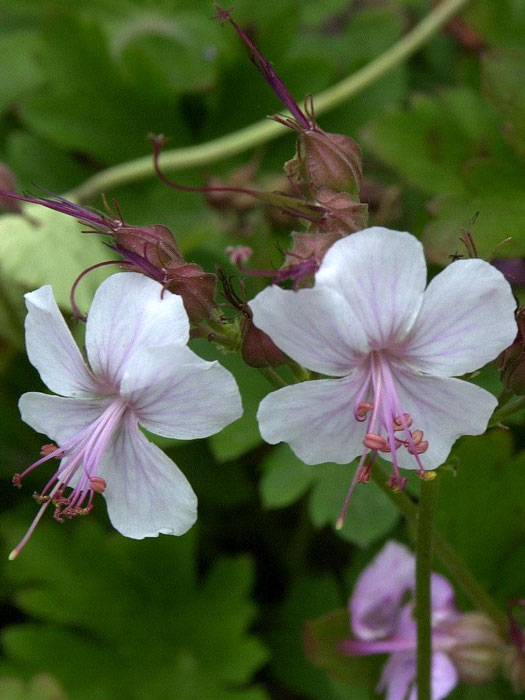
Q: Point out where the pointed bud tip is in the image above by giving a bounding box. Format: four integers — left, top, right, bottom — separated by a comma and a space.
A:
8, 549, 18, 561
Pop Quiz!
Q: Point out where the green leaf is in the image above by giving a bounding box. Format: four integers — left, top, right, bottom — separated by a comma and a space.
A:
0, 30, 44, 114
310, 463, 400, 548
264, 575, 343, 700
304, 608, 380, 694
3, 522, 269, 700
0, 204, 113, 310
483, 49, 525, 160
364, 88, 504, 196
437, 431, 525, 584
260, 444, 316, 508
0, 674, 69, 700
20, 14, 190, 164
423, 158, 525, 263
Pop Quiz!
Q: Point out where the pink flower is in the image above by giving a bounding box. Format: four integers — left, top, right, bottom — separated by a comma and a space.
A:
250, 227, 516, 492
342, 541, 460, 700
341, 541, 504, 699
11, 273, 242, 558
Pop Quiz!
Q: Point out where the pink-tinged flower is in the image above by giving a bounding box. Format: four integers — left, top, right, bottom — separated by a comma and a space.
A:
342, 541, 504, 700
342, 541, 460, 700
11, 272, 242, 559
250, 227, 516, 496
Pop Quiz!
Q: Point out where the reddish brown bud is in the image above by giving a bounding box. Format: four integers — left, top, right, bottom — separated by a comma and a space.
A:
285, 129, 363, 198
165, 261, 217, 323
498, 307, 525, 395
114, 224, 182, 270
241, 317, 287, 368
0, 163, 22, 214
315, 188, 369, 235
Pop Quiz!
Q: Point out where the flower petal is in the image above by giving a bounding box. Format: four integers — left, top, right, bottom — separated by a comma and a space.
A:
24, 286, 100, 397
316, 227, 427, 347
85, 273, 190, 387
257, 371, 369, 465
19, 392, 112, 445
385, 364, 498, 471
100, 413, 197, 538
378, 653, 415, 700
120, 344, 242, 439
408, 652, 458, 700
430, 573, 457, 623
351, 541, 415, 640
249, 285, 368, 376
399, 259, 517, 376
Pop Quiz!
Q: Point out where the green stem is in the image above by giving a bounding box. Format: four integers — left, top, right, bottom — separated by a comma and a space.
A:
68, 0, 472, 202
416, 475, 440, 700
490, 395, 525, 426
257, 366, 288, 389
371, 465, 508, 635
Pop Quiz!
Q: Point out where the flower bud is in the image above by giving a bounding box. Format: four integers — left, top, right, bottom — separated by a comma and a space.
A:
285, 130, 363, 198
0, 163, 22, 214
114, 224, 182, 270
440, 612, 505, 684
498, 307, 525, 395
315, 188, 369, 235
164, 261, 217, 323
241, 317, 287, 368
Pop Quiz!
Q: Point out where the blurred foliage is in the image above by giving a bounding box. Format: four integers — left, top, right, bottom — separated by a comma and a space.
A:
0, 0, 524, 698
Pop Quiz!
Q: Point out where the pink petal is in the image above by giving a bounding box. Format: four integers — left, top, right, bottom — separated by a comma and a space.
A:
316, 228, 427, 347
257, 371, 369, 465
249, 285, 368, 376
384, 363, 498, 471
19, 392, 112, 444
85, 273, 190, 387
351, 541, 415, 640
407, 652, 458, 700
119, 344, 242, 439
378, 653, 415, 700
99, 413, 197, 538
399, 259, 517, 377
24, 286, 100, 397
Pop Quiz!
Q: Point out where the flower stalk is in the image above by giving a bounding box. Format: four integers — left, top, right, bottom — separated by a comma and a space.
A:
66, 0, 472, 203
416, 473, 440, 700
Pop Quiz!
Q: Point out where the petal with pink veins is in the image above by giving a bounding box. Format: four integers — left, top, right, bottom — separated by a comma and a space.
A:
249, 285, 368, 376
316, 227, 427, 347
85, 273, 190, 387
399, 259, 517, 377
100, 413, 197, 538
384, 363, 498, 470
24, 286, 101, 397
257, 369, 369, 465
120, 344, 242, 439
19, 392, 113, 445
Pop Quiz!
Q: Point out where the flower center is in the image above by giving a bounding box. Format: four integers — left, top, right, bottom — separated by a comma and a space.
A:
337, 352, 429, 529
10, 397, 128, 559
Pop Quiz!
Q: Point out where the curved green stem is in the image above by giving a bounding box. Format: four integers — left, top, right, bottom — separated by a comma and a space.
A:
69, 0, 472, 202
416, 475, 440, 700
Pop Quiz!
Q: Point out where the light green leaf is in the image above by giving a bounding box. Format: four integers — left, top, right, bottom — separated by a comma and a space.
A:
260, 444, 316, 508
0, 204, 113, 310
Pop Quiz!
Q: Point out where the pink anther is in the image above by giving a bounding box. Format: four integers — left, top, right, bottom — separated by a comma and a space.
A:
89, 476, 107, 494
407, 440, 429, 455
379, 438, 402, 453
410, 430, 424, 445
393, 413, 413, 430
356, 402, 374, 421
363, 433, 388, 450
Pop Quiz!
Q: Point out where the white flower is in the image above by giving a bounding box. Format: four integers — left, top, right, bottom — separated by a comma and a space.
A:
250, 227, 516, 495
11, 272, 242, 558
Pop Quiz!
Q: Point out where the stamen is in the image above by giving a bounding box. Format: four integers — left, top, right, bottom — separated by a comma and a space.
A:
363, 433, 389, 451
89, 476, 107, 494
356, 402, 374, 421
393, 413, 413, 431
